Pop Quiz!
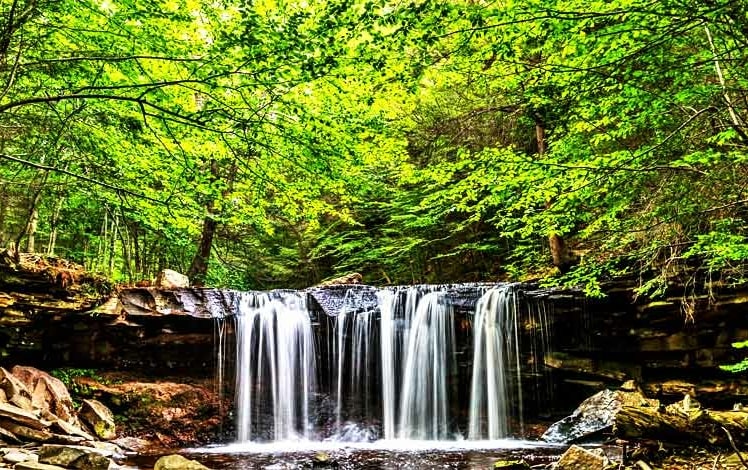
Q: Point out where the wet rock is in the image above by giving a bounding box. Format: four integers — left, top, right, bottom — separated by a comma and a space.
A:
312, 451, 338, 467
110, 437, 150, 452
155, 270, 189, 289
493, 459, 530, 469
78, 400, 115, 440
153, 454, 210, 470
542, 387, 657, 443
38, 445, 113, 470
544, 352, 640, 382
554, 445, 608, 470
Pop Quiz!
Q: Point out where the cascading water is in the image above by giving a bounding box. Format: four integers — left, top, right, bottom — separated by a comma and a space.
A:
333, 289, 378, 439
234, 291, 316, 442
467, 285, 523, 440
397, 291, 456, 439
224, 283, 554, 444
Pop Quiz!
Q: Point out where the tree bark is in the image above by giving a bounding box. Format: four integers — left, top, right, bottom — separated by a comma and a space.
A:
46, 195, 63, 255
187, 214, 217, 286
187, 159, 221, 286
535, 119, 575, 272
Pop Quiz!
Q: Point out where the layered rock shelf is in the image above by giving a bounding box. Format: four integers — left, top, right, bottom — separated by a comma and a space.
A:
1, 255, 748, 431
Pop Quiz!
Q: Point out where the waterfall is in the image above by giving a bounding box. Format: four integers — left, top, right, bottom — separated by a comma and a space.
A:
234, 291, 316, 442
379, 287, 457, 440
397, 291, 456, 439
333, 289, 378, 435
224, 283, 553, 444
468, 285, 523, 440
378, 290, 397, 440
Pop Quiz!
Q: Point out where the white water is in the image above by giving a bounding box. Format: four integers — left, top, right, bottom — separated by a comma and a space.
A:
234, 292, 316, 442
378, 290, 397, 440
226, 284, 551, 444
397, 291, 455, 439
468, 286, 522, 440
378, 287, 458, 440
334, 290, 377, 433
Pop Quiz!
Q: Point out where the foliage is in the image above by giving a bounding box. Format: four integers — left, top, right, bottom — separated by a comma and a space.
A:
50, 368, 102, 398
720, 341, 748, 373
0, 0, 747, 294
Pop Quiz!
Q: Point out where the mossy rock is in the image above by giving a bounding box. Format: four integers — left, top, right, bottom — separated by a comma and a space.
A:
154, 454, 210, 470
494, 459, 530, 469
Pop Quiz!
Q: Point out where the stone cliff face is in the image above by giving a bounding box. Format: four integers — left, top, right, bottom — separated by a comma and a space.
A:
1, 260, 746, 413
547, 279, 748, 408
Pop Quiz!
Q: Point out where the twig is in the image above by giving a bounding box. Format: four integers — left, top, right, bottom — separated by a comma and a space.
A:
722, 426, 748, 469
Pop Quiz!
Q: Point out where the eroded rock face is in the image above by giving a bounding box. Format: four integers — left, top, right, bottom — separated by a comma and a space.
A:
75, 372, 228, 448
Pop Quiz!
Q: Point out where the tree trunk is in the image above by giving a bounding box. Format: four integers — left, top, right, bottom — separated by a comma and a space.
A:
535, 119, 575, 272
187, 159, 220, 286
0, 184, 8, 247
15, 186, 43, 254
46, 195, 63, 255
108, 214, 117, 276
187, 215, 217, 286
25, 205, 38, 253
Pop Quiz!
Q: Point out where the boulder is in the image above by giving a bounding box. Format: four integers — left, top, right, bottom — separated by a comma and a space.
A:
51, 417, 95, 441
554, 445, 608, 470
613, 397, 748, 446
38, 445, 113, 470
0, 367, 32, 406
155, 270, 189, 288
38, 445, 87, 466
154, 454, 210, 470
12, 366, 76, 423
542, 386, 657, 443
78, 400, 116, 440
312, 451, 337, 467
317, 273, 363, 286
0, 419, 53, 441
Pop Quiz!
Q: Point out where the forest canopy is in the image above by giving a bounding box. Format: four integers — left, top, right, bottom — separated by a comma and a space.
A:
1, 0, 747, 295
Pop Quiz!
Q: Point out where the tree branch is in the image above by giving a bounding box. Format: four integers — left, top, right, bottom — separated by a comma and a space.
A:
0, 153, 167, 205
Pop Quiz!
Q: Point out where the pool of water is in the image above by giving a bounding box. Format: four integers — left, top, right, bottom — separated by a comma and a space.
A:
123, 440, 567, 469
